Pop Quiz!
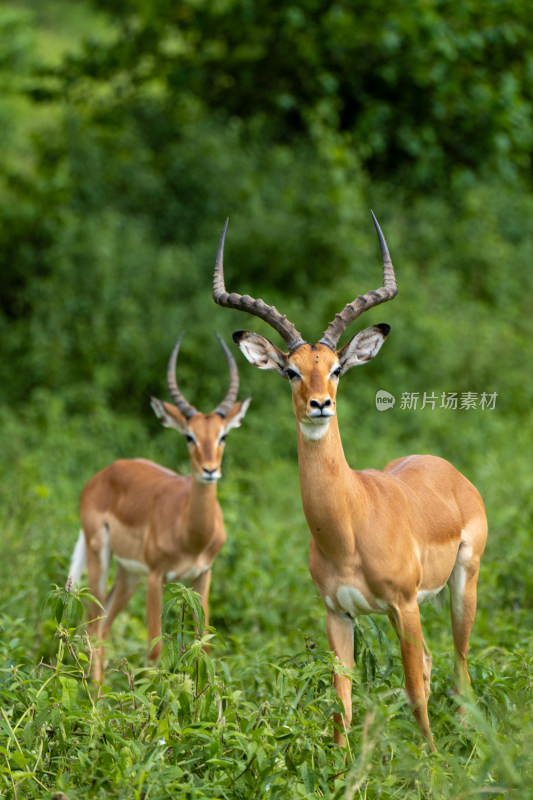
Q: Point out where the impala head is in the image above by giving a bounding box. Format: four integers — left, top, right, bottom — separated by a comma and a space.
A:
212, 213, 397, 440
150, 333, 251, 482
232, 327, 389, 440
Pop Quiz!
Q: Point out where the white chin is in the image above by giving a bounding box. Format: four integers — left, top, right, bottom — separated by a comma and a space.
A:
196, 474, 220, 484
299, 418, 332, 441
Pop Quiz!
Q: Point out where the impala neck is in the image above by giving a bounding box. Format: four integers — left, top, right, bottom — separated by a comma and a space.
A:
296, 416, 362, 558
186, 478, 218, 549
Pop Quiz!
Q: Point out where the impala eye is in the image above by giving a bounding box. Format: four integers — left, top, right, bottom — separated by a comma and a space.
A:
286, 368, 299, 381
331, 366, 342, 378
185, 434, 196, 445
219, 434, 227, 444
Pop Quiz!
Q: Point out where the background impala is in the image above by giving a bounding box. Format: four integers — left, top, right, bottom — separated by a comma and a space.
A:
213, 215, 487, 750
69, 332, 251, 682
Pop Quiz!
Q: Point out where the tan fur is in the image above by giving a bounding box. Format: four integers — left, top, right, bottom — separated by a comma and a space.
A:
236, 334, 487, 750
77, 400, 249, 683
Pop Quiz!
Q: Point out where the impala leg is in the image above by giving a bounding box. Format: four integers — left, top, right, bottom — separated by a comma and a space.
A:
326, 611, 354, 747
85, 527, 110, 635
448, 555, 481, 706
390, 603, 436, 751
84, 526, 111, 683
422, 637, 433, 703
191, 568, 212, 648
146, 571, 164, 664
93, 565, 142, 682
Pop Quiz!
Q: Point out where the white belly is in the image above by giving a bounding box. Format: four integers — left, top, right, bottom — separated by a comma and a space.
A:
332, 581, 447, 619
417, 585, 446, 605
167, 565, 201, 582
115, 556, 149, 575
114, 555, 210, 584
334, 585, 389, 617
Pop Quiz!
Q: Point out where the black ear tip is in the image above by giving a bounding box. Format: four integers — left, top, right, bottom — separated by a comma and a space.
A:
232, 330, 246, 344
376, 323, 391, 337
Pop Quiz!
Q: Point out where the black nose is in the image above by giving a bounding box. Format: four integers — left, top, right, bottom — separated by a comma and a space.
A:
203, 467, 217, 475
310, 398, 332, 410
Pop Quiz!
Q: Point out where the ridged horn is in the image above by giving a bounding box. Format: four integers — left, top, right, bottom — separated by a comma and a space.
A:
318, 211, 398, 351
212, 218, 306, 353
212, 333, 240, 418
166, 332, 198, 419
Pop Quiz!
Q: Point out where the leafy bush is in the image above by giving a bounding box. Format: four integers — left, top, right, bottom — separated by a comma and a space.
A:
56, 0, 533, 188
1, 580, 532, 798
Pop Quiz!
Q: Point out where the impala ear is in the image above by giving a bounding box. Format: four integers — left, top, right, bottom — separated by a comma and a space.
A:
338, 324, 390, 370
232, 331, 287, 375
223, 396, 252, 432
149, 397, 190, 434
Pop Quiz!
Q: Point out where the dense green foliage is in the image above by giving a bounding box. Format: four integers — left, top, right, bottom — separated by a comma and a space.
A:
1, 1, 532, 797
48, 0, 533, 187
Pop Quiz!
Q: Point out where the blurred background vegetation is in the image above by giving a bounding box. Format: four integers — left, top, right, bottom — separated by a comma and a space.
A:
0, 1, 532, 796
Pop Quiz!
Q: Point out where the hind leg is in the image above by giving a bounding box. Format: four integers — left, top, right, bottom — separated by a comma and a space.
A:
84, 525, 111, 638
94, 564, 142, 682
448, 533, 484, 705
82, 525, 112, 684
422, 638, 433, 703
449, 567, 478, 699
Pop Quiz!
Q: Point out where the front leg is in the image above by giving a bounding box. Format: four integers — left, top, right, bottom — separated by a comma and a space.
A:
326, 610, 354, 747
191, 567, 212, 630
389, 601, 436, 752
146, 570, 164, 664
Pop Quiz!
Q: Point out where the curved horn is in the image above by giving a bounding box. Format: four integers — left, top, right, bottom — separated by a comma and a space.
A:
213, 333, 240, 418
319, 211, 398, 351
213, 218, 306, 353
166, 332, 198, 419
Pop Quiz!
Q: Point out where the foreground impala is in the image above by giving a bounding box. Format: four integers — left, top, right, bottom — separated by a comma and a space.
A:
213, 215, 487, 750
70, 333, 250, 682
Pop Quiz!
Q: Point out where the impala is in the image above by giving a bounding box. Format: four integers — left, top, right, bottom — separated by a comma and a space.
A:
69, 333, 251, 683
212, 215, 487, 750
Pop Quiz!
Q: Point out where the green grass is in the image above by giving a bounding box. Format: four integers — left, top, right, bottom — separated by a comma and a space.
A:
0, 398, 532, 798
